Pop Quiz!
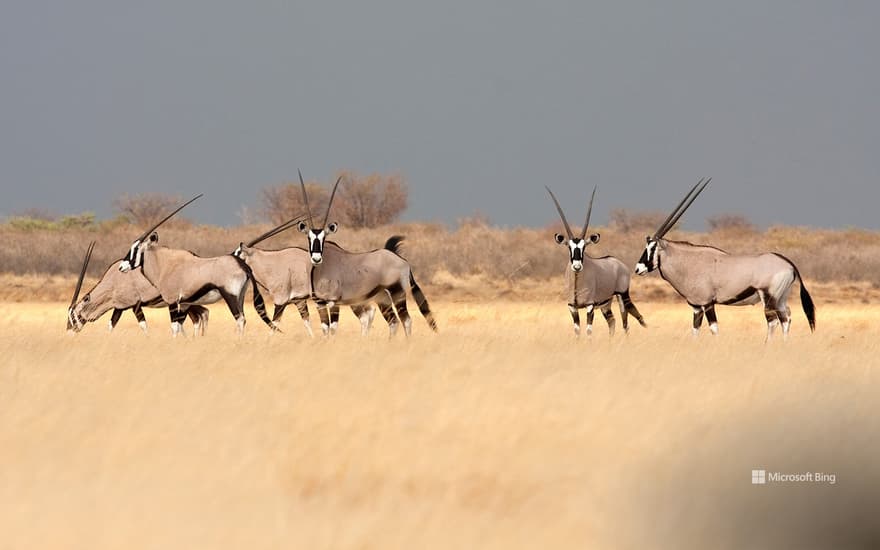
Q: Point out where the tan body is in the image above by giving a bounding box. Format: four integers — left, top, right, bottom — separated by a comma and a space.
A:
70, 262, 208, 334
124, 233, 277, 336
567, 256, 632, 308
236, 244, 395, 336
640, 239, 816, 338
307, 238, 437, 337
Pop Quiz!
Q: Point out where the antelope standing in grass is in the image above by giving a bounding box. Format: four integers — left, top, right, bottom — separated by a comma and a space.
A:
546, 186, 646, 337
67, 241, 209, 335
297, 171, 437, 336
118, 195, 276, 336
634, 178, 816, 339
234, 214, 396, 336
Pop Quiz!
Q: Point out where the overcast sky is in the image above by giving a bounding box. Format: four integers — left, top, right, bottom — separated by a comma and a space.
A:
1, 1, 877, 229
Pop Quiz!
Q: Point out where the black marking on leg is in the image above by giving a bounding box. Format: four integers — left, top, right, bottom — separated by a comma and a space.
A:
273, 303, 288, 323
410, 272, 437, 332
110, 308, 123, 329
692, 307, 705, 330
705, 305, 718, 325
622, 291, 647, 327
389, 283, 412, 329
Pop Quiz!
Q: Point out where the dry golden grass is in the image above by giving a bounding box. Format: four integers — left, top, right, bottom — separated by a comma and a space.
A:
1, 299, 878, 549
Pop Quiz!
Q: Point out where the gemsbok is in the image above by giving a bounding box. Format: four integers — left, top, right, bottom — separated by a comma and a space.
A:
546, 185, 646, 337
234, 214, 397, 336
634, 177, 816, 339
118, 195, 276, 336
297, 171, 437, 336
67, 241, 209, 335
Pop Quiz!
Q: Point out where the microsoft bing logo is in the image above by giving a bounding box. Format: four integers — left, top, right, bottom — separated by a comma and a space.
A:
752, 469, 766, 485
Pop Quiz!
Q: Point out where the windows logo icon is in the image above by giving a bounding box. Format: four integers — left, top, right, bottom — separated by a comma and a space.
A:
752, 469, 766, 485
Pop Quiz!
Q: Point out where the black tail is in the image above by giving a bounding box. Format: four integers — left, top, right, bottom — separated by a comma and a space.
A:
621, 290, 647, 327
233, 255, 280, 332
774, 254, 816, 332
409, 271, 437, 332
384, 235, 406, 256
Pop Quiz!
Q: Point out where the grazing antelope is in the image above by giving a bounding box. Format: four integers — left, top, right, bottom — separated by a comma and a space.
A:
118, 195, 276, 336
634, 178, 816, 339
546, 186, 646, 337
234, 215, 396, 336
297, 171, 437, 336
67, 241, 209, 335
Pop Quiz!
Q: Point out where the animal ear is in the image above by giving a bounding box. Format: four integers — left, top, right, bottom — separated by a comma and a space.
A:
589, 233, 600, 244
298, 221, 308, 233
646, 236, 652, 243
327, 222, 338, 234
149, 232, 158, 243
554, 233, 566, 244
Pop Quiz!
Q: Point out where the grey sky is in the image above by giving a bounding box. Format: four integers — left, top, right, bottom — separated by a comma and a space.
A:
1, 1, 878, 229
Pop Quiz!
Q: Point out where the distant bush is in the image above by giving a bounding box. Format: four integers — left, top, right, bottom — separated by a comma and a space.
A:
113, 193, 185, 226
5, 212, 96, 231
609, 209, 668, 234
262, 181, 328, 226
262, 171, 408, 228
333, 171, 408, 228
707, 213, 755, 232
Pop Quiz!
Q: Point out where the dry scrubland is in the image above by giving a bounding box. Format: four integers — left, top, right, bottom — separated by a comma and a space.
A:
1, 298, 879, 549
1, 222, 880, 302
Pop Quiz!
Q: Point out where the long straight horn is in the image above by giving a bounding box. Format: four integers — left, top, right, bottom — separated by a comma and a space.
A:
246, 213, 306, 247
545, 186, 573, 239
298, 170, 314, 228
70, 241, 96, 308
322, 175, 343, 228
653, 178, 710, 238
579, 186, 598, 239
136, 194, 203, 243
656, 177, 712, 238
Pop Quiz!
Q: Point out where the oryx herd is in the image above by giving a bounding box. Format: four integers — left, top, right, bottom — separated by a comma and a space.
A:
67, 176, 814, 341
67, 173, 437, 339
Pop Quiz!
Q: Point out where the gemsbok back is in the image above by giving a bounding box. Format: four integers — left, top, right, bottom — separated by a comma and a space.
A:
634, 177, 816, 339
67, 241, 209, 335
118, 195, 276, 336
296, 171, 437, 337
233, 215, 396, 336
546, 185, 646, 337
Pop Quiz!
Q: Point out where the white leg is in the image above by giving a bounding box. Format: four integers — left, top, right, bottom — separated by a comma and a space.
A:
359, 311, 371, 336
585, 305, 594, 336
171, 321, 182, 337
303, 319, 315, 338
403, 316, 413, 337
321, 322, 330, 336
236, 316, 246, 335
709, 322, 719, 335
139, 320, 148, 333
329, 321, 339, 336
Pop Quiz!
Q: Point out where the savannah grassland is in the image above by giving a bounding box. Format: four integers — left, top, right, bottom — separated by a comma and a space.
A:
1, 292, 879, 549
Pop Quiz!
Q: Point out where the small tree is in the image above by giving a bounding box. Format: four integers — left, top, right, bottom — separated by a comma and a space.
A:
113, 193, 184, 226
261, 181, 329, 226
333, 171, 408, 228
261, 171, 408, 228
609, 208, 668, 234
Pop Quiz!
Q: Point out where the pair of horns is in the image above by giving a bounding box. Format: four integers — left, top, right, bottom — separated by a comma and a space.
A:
546, 185, 597, 241
70, 240, 96, 309
299, 170, 342, 229
653, 177, 712, 239
245, 213, 307, 248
